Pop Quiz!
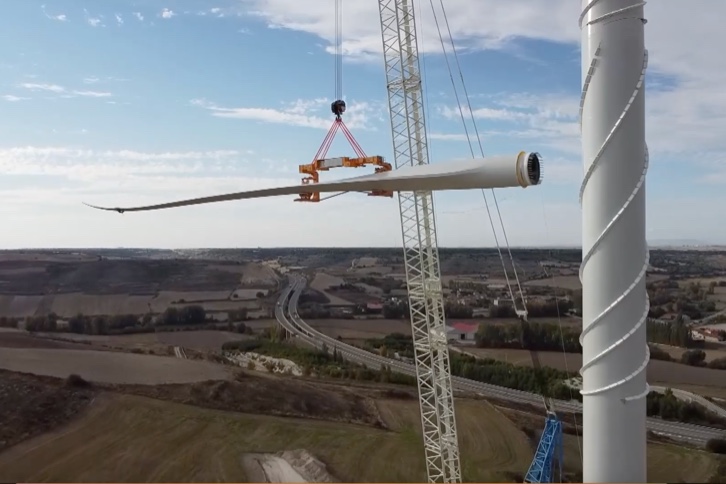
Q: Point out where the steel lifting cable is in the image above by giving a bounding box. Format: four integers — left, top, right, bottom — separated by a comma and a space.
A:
578, 2, 651, 402
430, 0, 584, 450
425, 0, 520, 315
538, 200, 583, 460
330, 0, 346, 119
313, 0, 370, 202
434, 0, 528, 310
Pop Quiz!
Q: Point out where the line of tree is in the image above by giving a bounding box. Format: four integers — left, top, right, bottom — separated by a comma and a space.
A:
474, 321, 581, 353
678, 349, 726, 370
0, 305, 255, 335
646, 318, 699, 348
364, 333, 581, 402
489, 298, 573, 319
647, 389, 726, 429
381, 300, 476, 319
450, 351, 579, 402
362, 332, 726, 428
365, 332, 414, 359
474, 320, 726, 371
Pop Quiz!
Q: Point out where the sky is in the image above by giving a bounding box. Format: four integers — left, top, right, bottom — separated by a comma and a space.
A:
1, 0, 725, 249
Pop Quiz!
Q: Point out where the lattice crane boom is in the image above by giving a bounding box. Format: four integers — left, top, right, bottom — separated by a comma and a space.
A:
377, 0, 461, 481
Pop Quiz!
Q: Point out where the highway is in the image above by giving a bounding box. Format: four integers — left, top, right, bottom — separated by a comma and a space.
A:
275, 275, 726, 446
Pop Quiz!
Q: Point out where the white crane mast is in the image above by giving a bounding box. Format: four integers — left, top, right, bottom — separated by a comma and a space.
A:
376, 0, 461, 482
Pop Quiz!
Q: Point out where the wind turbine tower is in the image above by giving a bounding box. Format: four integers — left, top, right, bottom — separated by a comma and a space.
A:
579, 0, 649, 482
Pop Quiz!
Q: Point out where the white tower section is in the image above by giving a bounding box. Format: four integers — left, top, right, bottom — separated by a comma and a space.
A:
579, 0, 649, 482
377, 0, 461, 481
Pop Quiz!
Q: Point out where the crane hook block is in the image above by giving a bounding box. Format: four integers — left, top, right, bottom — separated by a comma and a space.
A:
331, 100, 346, 117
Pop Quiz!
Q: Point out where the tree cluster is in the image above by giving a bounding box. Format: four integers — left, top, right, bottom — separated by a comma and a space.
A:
157, 305, 207, 326
445, 303, 474, 319
0, 316, 20, 328
298, 304, 331, 319
488, 298, 572, 319
450, 352, 579, 402
3, 303, 256, 336
678, 349, 726, 370
365, 332, 414, 359
646, 318, 698, 348
382, 300, 408, 319
364, 333, 580, 401
382, 300, 476, 319
298, 289, 330, 305
707, 438, 726, 455
226, 308, 248, 322
647, 389, 726, 429
357, 276, 403, 294
475, 321, 581, 353
647, 279, 721, 320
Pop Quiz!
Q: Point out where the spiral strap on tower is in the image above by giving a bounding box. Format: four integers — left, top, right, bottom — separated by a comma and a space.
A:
578, 2, 651, 403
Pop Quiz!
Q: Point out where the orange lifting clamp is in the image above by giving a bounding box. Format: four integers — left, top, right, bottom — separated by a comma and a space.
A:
296, 118, 393, 202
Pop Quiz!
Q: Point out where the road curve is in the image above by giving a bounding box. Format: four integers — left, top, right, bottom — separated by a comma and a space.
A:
276, 275, 726, 446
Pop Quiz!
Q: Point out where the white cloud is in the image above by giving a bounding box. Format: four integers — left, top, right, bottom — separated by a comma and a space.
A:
19, 82, 65, 93
190, 97, 381, 131
41, 4, 68, 22
236, 0, 726, 184
18, 82, 112, 99
160, 8, 175, 19
2, 94, 29, 102
429, 132, 469, 142
115, 13, 124, 26
72, 90, 113, 98
133, 12, 144, 21
237, 0, 575, 60
83, 9, 104, 27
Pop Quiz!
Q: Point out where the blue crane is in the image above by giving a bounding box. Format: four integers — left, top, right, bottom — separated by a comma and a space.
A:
521, 316, 565, 483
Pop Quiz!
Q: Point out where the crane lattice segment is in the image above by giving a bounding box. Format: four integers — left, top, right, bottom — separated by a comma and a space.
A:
296, 118, 391, 202
378, 0, 461, 481
524, 414, 564, 483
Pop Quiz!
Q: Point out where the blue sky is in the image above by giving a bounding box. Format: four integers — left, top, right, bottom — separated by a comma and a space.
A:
1, 0, 725, 248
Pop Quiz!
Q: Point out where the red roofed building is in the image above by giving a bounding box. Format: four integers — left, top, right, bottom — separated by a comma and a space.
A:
447, 321, 478, 343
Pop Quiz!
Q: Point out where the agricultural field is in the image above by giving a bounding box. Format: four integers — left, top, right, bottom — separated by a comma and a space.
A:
0, 347, 721, 483
28, 329, 253, 352
0, 329, 95, 351
309, 317, 582, 342
310, 272, 355, 306
677, 277, 726, 311
0, 388, 535, 482
0, 291, 266, 318
459, 347, 726, 398
524, 273, 671, 291
0, 255, 279, 318
652, 343, 726, 363
0, 348, 233, 385
504, 408, 721, 483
